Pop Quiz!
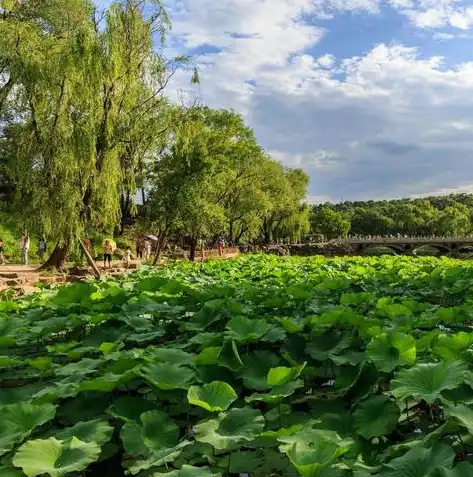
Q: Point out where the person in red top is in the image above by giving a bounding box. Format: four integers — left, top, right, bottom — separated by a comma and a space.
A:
217, 238, 223, 256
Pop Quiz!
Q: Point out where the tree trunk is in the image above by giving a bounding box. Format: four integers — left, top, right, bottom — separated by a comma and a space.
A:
78, 238, 101, 279
152, 231, 166, 265
189, 237, 197, 262
229, 221, 234, 243
39, 243, 68, 270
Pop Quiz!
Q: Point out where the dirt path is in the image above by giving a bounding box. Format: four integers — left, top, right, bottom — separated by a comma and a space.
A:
0, 249, 240, 297
0, 261, 141, 296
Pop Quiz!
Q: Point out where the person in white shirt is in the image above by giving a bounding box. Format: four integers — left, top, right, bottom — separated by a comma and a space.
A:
143, 239, 151, 261
20, 232, 30, 265
122, 247, 132, 268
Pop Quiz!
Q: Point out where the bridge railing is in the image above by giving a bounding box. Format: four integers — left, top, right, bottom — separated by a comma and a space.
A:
331, 237, 473, 245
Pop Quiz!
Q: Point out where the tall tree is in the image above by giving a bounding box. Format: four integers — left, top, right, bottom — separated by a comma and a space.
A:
311, 206, 350, 239
0, 0, 176, 267
260, 166, 309, 244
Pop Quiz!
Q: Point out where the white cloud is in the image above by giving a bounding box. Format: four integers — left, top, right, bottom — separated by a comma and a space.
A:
390, 0, 473, 30
163, 0, 473, 200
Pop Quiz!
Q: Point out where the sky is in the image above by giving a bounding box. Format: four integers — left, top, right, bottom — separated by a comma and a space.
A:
98, 0, 473, 203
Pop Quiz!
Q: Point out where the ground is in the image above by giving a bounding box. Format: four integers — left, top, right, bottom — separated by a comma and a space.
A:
0, 248, 240, 296
0, 261, 140, 296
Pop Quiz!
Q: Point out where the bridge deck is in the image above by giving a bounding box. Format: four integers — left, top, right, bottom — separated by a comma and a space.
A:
334, 237, 473, 245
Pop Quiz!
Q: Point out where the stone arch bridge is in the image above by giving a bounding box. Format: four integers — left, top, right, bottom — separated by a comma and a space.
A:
335, 237, 473, 256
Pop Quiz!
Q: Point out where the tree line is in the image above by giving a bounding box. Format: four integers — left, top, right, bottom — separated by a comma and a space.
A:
311, 194, 473, 239
0, 0, 309, 266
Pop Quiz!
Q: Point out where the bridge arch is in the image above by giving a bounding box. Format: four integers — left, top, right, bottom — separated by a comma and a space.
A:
455, 245, 473, 254
412, 244, 451, 256
362, 244, 405, 255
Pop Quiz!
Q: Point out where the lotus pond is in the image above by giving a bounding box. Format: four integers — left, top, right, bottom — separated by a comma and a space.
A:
2, 254, 473, 477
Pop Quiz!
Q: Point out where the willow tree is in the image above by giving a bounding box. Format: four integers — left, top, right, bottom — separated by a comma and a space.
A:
260, 166, 310, 244
0, 0, 175, 267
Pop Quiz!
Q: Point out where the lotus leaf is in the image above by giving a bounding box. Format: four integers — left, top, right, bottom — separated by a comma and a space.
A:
12, 437, 101, 477
187, 381, 237, 412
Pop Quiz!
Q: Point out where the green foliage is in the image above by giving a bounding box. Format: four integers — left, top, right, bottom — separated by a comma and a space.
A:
143, 106, 310, 251
3, 254, 473, 476
0, 0, 177, 256
187, 382, 237, 412
12, 437, 101, 477
312, 193, 473, 238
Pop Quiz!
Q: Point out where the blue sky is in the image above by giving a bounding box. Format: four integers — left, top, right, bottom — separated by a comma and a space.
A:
97, 0, 473, 202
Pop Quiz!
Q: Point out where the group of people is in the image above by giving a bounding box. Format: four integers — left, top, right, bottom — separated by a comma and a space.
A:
135, 238, 152, 261
0, 232, 47, 266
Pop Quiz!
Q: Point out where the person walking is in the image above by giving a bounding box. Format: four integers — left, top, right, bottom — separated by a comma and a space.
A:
103, 239, 113, 269
122, 246, 132, 268
20, 232, 30, 265
0, 238, 5, 265
143, 239, 151, 261
38, 237, 47, 262
198, 238, 204, 261
135, 239, 143, 260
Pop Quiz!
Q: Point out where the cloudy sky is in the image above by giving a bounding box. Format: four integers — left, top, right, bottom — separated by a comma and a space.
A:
98, 0, 473, 203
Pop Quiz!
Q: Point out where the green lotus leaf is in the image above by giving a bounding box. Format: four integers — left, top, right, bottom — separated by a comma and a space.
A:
379, 442, 454, 476
305, 332, 351, 362
120, 421, 149, 457
246, 380, 303, 404
429, 462, 473, 477
366, 333, 416, 373
390, 361, 467, 403
0, 356, 23, 368
28, 357, 53, 370
267, 363, 306, 387
278, 428, 354, 477
0, 403, 56, 456
56, 358, 103, 377
193, 407, 265, 450
57, 392, 110, 425
188, 332, 222, 347
121, 410, 180, 456
146, 348, 195, 366
46, 341, 79, 356
352, 396, 400, 438
101, 354, 141, 374
217, 340, 243, 370
126, 330, 165, 344
127, 441, 190, 475
217, 450, 266, 474
141, 411, 180, 450
444, 404, 473, 435
107, 396, 157, 422
261, 326, 287, 343
241, 351, 281, 391
0, 467, 24, 477
141, 362, 195, 390
433, 332, 473, 361
120, 410, 188, 474
331, 351, 365, 366
152, 465, 221, 477
187, 381, 237, 412
80, 371, 134, 392
98, 342, 124, 354
225, 316, 270, 342
12, 437, 101, 477
53, 419, 114, 445
195, 347, 221, 366
277, 317, 305, 333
